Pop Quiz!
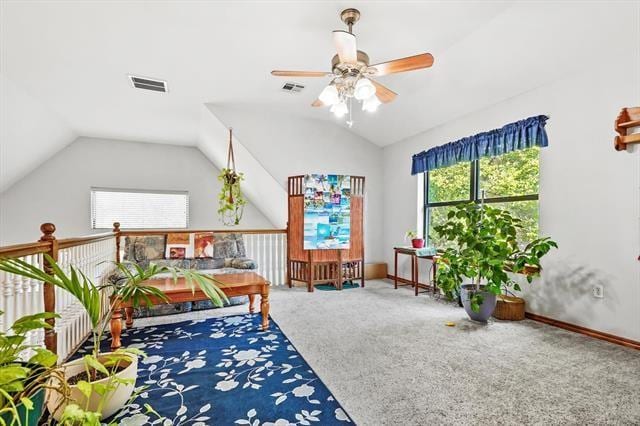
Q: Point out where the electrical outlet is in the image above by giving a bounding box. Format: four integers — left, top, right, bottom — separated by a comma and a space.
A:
592, 285, 604, 299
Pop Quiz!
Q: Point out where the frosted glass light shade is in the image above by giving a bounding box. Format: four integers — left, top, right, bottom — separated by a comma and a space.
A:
318, 85, 339, 105
354, 78, 375, 101
330, 101, 348, 117
362, 94, 381, 112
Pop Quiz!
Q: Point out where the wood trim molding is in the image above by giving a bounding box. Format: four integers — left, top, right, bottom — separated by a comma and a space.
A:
524, 312, 640, 351
386, 274, 432, 289
120, 228, 286, 236
385, 275, 640, 351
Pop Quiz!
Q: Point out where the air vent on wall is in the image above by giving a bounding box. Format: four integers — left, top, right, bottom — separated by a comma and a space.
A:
129, 75, 168, 93
281, 82, 305, 93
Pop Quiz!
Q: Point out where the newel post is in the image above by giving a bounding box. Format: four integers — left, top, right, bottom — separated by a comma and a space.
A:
113, 222, 121, 263
39, 223, 58, 354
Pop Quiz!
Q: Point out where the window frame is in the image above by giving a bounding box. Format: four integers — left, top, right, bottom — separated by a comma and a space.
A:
423, 155, 539, 244
90, 187, 190, 230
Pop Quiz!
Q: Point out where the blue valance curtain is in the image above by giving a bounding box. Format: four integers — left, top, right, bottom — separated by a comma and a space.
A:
411, 115, 549, 175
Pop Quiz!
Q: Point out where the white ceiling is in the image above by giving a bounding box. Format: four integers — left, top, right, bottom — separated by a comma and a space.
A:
1, 1, 636, 149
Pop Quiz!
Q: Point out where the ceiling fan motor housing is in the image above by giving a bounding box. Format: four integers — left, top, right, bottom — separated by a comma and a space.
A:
332, 50, 370, 74
340, 8, 361, 30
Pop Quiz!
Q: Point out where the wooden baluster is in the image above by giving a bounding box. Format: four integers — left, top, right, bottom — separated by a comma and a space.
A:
113, 222, 121, 263
40, 223, 58, 354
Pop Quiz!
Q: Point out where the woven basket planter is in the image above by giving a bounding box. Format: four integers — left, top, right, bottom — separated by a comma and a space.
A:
492, 294, 525, 321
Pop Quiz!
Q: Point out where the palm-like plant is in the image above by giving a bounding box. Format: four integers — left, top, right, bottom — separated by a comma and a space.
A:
0, 256, 227, 356
0, 256, 228, 423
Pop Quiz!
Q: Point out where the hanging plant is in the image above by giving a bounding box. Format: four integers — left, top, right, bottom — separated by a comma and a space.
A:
217, 128, 246, 226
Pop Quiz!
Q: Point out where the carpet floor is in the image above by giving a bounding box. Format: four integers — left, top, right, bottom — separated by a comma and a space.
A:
136, 279, 640, 425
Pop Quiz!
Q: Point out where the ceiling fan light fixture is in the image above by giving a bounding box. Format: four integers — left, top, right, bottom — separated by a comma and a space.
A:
330, 101, 348, 117
319, 84, 339, 105
354, 78, 375, 101
362, 94, 381, 112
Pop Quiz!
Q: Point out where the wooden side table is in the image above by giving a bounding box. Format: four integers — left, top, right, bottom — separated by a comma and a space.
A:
393, 247, 438, 296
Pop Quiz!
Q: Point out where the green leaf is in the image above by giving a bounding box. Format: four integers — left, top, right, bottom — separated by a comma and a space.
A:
0, 365, 29, 386
28, 347, 58, 368
83, 355, 109, 378
76, 380, 93, 399
19, 396, 33, 410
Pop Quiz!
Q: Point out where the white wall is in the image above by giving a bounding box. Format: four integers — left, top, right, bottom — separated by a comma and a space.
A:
209, 104, 385, 263
0, 74, 76, 192
199, 105, 287, 229
383, 58, 640, 341
0, 137, 273, 245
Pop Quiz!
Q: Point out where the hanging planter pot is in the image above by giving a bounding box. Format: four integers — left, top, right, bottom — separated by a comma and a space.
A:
218, 128, 246, 226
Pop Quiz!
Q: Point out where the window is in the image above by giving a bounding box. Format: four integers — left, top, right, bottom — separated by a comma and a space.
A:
424, 147, 539, 247
91, 188, 189, 229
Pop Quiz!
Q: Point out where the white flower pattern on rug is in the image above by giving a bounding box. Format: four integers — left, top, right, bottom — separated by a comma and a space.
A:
75, 314, 352, 425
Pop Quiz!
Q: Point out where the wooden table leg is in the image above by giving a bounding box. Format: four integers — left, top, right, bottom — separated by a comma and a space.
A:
124, 307, 134, 329
394, 250, 398, 289
248, 294, 256, 313
260, 286, 270, 330
411, 254, 415, 291
110, 307, 123, 350
414, 255, 419, 296
432, 259, 438, 294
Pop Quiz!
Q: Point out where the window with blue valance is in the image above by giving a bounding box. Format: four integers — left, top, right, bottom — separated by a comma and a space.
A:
411, 115, 549, 175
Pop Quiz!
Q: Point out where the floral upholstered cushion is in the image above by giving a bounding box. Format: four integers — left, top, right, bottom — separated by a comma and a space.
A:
192, 258, 226, 270
232, 233, 247, 257
212, 234, 238, 259
149, 259, 192, 269
123, 236, 166, 262
228, 257, 257, 270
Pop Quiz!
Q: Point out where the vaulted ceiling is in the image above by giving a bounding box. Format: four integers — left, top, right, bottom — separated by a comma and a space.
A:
1, 1, 636, 189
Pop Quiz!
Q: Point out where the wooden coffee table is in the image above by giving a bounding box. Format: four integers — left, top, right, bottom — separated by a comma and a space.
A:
110, 272, 270, 349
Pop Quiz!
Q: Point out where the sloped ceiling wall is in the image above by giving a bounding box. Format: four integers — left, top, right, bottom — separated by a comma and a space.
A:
0, 74, 76, 192
208, 104, 385, 262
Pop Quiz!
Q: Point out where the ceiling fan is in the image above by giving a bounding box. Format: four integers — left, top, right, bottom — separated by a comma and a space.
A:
271, 8, 434, 126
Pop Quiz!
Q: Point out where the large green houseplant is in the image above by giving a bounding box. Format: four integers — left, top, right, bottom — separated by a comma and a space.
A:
434, 203, 557, 322
0, 257, 228, 424
0, 311, 60, 426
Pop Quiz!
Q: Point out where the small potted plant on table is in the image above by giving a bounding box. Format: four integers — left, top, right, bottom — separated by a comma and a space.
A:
434, 203, 557, 322
0, 257, 227, 423
405, 230, 425, 249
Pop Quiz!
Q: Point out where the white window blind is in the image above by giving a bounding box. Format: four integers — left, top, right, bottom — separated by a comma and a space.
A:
91, 188, 189, 229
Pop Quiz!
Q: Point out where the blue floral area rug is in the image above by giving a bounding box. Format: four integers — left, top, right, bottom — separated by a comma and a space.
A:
76, 314, 353, 425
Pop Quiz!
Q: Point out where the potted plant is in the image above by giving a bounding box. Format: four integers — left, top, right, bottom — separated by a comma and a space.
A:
405, 230, 425, 249
0, 311, 60, 425
0, 257, 228, 423
434, 203, 557, 322
218, 168, 247, 226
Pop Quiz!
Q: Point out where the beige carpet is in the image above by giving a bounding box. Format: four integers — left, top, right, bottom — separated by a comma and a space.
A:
137, 279, 640, 425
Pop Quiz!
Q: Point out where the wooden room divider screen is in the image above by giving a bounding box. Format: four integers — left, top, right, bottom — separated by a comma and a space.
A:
286, 175, 365, 292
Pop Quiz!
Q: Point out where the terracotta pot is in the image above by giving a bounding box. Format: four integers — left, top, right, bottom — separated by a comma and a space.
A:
47, 352, 138, 421
411, 238, 425, 249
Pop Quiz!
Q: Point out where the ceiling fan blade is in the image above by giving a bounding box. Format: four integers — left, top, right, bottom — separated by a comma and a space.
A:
332, 30, 357, 63
370, 79, 397, 103
369, 53, 434, 76
311, 99, 325, 107
271, 70, 330, 77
